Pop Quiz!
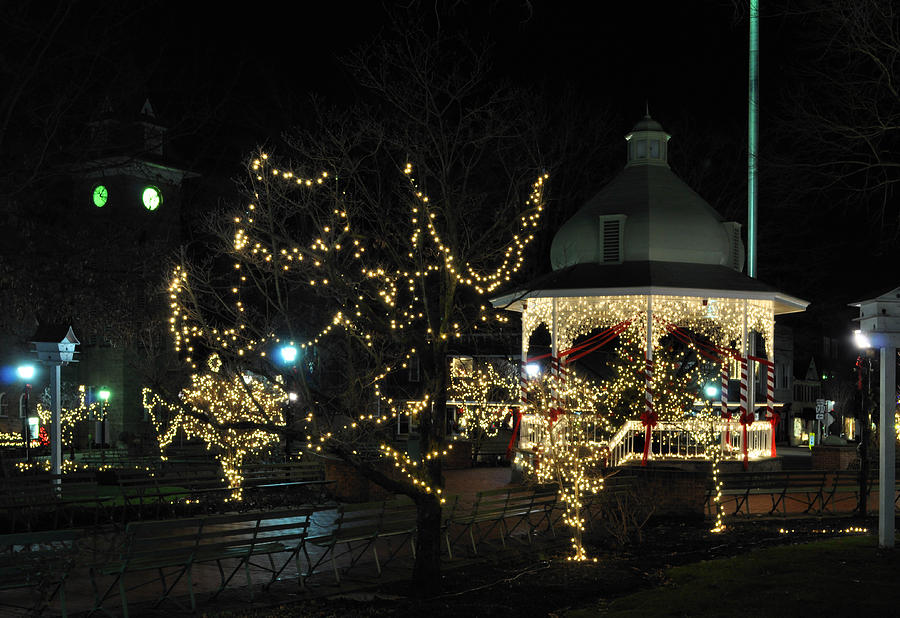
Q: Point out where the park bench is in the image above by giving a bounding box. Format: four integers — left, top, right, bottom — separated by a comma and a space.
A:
864, 467, 900, 510
0, 471, 121, 531
820, 470, 866, 513
90, 508, 313, 617
155, 466, 230, 502
242, 460, 326, 484
114, 470, 171, 518
580, 469, 661, 543
708, 471, 829, 516
305, 496, 418, 583
448, 486, 559, 555
55, 471, 118, 527
473, 439, 511, 464
78, 449, 131, 468
241, 460, 333, 505
0, 474, 64, 531
0, 528, 85, 617
505, 485, 559, 544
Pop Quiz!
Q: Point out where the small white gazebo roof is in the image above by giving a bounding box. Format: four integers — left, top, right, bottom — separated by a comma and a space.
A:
492, 261, 808, 316
493, 115, 808, 317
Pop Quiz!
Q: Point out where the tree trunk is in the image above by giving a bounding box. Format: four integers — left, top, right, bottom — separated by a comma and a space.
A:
411, 492, 442, 596
408, 329, 449, 594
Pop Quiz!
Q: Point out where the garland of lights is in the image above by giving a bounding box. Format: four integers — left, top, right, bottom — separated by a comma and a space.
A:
143, 354, 287, 499
31, 385, 107, 448
154, 152, 551, 503
518, 369, 608, 561
449, 359, 519, 440
522, 296, 774, 357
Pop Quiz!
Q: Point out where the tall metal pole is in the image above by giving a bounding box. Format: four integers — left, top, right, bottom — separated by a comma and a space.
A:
745, 1, 760, 431
748, 0, 759, 278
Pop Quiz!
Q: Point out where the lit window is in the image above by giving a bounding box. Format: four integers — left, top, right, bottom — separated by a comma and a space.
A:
635, 140, 647, 158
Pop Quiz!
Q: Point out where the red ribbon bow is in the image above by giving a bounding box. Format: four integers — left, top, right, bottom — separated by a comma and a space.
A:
740, 411, 755, 426
640, 410, 658, 466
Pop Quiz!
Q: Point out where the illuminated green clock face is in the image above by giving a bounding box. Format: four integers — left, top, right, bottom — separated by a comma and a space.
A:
92, 184, 108, 208
142, 186, 162, 211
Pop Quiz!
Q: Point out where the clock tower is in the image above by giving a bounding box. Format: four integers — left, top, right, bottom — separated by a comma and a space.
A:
69, 98, 197, 446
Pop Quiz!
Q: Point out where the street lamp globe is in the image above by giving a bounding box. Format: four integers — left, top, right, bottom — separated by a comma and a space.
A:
98, 388, 111, 402
279, 345, 299, 365
16, 365, 35, 380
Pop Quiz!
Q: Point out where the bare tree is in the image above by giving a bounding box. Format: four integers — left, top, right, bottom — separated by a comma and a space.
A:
145, 22, 557, 593
779, 0, 900, 228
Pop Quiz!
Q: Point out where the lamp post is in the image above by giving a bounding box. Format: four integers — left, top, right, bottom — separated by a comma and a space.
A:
279, 344, 299, 459
853, 291, 900, 548
16, 365, 35, 462
30, 326, 79, 486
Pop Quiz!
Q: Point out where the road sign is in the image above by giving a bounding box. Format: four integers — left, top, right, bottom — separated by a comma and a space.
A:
815, 398, 826, 420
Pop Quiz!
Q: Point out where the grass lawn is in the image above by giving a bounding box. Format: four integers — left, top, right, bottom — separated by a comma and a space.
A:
569, 535, 900, 617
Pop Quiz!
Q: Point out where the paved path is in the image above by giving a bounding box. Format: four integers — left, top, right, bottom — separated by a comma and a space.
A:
1, 466, 518, 617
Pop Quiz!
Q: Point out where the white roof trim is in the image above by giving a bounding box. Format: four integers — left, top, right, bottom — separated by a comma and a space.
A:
492, 286, 809, 316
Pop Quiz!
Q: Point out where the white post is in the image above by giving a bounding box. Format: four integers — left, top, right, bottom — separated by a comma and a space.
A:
879, 346, 896, 548
550, 298, 559, 450
742, 300, 748, 377
50, 364, 62, 486
646, 295, 654, 461
551, 298, 558, 362
747, 304, 756, 419
768, 347, 776, 457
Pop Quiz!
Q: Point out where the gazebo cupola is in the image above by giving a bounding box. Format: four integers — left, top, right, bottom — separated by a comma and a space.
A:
550, 114, 745, 272
625, 114, 671, 167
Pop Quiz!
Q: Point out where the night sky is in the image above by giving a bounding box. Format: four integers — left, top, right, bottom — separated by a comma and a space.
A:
5, 0, 897, 317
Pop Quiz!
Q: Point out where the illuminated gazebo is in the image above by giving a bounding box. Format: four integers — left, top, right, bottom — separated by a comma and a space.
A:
492, 115, 808, 466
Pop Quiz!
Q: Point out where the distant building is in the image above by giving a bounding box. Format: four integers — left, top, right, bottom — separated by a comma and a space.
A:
0, 99, 197, 450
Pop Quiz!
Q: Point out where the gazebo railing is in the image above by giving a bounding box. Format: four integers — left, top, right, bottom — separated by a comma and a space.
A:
518, 416, 773, 468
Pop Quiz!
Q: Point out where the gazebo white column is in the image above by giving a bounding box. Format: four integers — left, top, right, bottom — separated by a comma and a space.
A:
878, 346, 896, 547
854, 289, 900, 548
744, 300, 757, 418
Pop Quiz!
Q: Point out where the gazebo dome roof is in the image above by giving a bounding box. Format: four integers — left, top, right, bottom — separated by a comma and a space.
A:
630, 114, 665, 132
550, 116, 744, 272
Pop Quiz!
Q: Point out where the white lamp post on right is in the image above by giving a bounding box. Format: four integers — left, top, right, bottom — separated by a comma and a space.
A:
853, 288, 900, 548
